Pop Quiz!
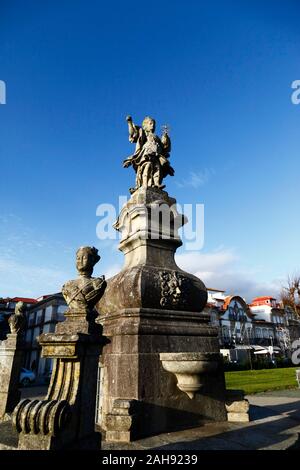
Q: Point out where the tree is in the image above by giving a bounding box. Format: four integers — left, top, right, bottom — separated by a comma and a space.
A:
280, 274, 300, 316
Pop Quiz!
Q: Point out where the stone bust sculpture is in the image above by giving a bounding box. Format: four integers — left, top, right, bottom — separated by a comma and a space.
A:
123, 115, 174, 194
62, 246, 106, 314
8, 301, 27, 335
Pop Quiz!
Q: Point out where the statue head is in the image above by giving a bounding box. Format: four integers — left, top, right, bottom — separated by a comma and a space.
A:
76, 246, 100, 277
142, 116, 156, 133
15, 301, 26, 315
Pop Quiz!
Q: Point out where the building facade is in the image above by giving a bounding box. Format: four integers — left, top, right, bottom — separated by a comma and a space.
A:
207, 291, 300, 364
23, 294, 67, 377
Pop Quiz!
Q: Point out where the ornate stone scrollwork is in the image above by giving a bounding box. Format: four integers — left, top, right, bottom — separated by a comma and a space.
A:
13, 398, 71, 436
159, 271, 190, 308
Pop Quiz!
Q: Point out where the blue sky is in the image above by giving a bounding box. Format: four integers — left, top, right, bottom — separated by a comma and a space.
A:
0, 0, 299, 301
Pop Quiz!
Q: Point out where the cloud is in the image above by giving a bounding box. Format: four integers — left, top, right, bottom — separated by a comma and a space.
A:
176, 168, 215, 189
175, 248, 283, 303
0, 258, 69, 298
104, 264, 122, 279
0, 213, 77, 297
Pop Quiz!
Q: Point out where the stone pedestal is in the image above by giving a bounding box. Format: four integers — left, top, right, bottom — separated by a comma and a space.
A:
13, 313, 105, 450
97, 187, 228, 441
0, 334, 24, 421
226, 390, 250, 423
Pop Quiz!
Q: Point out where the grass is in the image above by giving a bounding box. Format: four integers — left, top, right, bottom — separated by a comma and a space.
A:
225, 367, 299, 395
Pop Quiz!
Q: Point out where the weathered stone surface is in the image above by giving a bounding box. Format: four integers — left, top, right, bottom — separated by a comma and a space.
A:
99, 187, 207, 315
8, 302, 26, 335
104, 399, 137, 442
227, 412, 249, 423
13, 246, 107, 450
160, 352, 220, 399
225, 389, 250, 423
0, 334, 24, 421
226, 400, 249, 413
96, 187, 227, 441
123, 115, 174, 194
62, 246, 106, 315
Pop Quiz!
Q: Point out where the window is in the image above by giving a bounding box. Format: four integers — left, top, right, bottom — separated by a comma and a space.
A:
44, 306, 53, 322
36, 310, 43, 324
256, 328, 262, 338
222, 326, 229, 339
57, 304, 67, 321
33, 327, 41, 342
25, 329, 33, 344
28, 312, 36, 326
43, 323, 51, 334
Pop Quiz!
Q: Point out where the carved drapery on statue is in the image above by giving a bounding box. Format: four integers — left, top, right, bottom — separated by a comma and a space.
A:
62, 246, 106, 315
123, 115, 174, 194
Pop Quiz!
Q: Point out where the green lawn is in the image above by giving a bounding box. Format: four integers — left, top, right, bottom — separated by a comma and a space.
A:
225, 367, 299, 395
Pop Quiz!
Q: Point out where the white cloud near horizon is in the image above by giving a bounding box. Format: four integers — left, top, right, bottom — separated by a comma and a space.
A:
0, 248, 284, 302
104, 263, 122, 279
0, 213, 284, 304
0, 258, 69, 298
176, 248, 283, 303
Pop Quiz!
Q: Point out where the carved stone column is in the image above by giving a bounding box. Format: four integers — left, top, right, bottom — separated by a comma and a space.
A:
13, 246, 107, 450
0, 334, 24, 421
97, 187, 227, 441
13, 329, 105, 449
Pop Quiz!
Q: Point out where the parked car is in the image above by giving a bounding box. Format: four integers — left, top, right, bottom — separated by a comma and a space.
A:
19, 368, 36, 387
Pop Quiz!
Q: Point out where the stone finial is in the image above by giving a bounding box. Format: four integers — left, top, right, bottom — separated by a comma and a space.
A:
8, 301, 27, 335
62, 246, 106, 314
123, 115, 174, 194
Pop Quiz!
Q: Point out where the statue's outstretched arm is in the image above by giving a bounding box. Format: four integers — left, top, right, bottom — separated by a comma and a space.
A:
126, 115, 139, 143
161, 131, 171, 153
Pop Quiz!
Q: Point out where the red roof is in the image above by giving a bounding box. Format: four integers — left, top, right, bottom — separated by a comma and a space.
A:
251, 296, 276, 302
250, 296, 277, 307
9, 297, 37, 304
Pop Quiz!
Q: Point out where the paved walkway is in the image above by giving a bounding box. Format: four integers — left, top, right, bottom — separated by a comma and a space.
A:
103, 390, 300, 450
1, 387, 300, 450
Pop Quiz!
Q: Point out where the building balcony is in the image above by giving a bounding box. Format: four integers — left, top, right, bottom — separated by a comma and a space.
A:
220, 336, 279, 348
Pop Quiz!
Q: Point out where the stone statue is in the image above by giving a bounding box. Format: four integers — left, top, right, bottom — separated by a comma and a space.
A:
8, 301, 27, 335
123, 115, 174, 194
62, 246, 106, 314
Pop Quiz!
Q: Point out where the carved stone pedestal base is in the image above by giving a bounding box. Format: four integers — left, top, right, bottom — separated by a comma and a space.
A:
13, 332, 104, 450
104, 399, 137, 442
97, 188, 228, 441
226, 390, 250, 423
98, 308, 227, 441
0, 334, 24, 421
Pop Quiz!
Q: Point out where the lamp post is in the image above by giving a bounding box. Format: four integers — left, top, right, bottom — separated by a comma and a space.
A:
269, 335, 274, 364
232, 333, 238, 363
246, 327, 253, 371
